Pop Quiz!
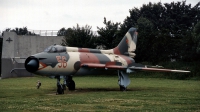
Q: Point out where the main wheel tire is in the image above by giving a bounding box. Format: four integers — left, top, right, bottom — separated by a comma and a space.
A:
120, 85, 126, 91
62, 84, 66, 90
68, 80, 75, 91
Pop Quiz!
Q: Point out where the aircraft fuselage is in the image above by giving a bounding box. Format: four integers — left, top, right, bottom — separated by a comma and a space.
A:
25, 46, 135, 76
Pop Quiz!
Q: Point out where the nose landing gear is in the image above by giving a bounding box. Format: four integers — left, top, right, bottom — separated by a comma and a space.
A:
56, 76, 64, 94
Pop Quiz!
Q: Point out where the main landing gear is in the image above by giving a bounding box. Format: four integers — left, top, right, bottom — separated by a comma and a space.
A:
64, 76, 75, 91
118, 70, 130, 91
56, 75, 76, 94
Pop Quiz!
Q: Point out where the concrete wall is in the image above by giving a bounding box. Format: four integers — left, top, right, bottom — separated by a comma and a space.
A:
1, 31, 63, 78
1, 58, 35, 78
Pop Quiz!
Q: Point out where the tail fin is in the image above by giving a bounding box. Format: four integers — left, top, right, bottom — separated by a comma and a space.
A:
113, 27, 137, 57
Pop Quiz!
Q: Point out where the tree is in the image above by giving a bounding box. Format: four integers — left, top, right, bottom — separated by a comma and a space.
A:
96, 17, 121, 49
182, 21, 200, 62
57, 27, 67, 36
5, 28, 11, 32
4, 27, 36, 35
194, 22, 200, 55
135, 17, 155, 62
121, 1, 200, 62
61, 24, 97, 48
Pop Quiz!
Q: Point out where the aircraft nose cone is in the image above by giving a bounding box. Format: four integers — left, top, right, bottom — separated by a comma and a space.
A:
27, 60, 38, 68
25, 57, 39, 73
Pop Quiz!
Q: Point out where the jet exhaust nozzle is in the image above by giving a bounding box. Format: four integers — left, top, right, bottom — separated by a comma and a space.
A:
25, 56, 39, 73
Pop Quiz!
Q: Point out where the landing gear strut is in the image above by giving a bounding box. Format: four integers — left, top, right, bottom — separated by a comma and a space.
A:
118, 70, 130, 91
56, 76, 64, 94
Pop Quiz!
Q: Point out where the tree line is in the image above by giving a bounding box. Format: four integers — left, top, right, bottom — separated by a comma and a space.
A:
3, 1, 200, 63
3, 27, 36, 35
60, 1, 200, 63
2, 1, 199, 79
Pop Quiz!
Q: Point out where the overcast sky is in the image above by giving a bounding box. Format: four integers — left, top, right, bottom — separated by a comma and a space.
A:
0, 0, 198, 32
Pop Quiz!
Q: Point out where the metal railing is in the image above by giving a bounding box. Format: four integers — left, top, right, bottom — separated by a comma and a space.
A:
28, 30, 59, 36
29, 30, 98, 36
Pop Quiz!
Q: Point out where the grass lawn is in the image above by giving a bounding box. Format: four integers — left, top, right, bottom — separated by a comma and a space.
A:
0, 76, 199, 112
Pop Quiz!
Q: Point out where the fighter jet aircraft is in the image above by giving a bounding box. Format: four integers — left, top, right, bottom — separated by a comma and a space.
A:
25, 27, 190, 94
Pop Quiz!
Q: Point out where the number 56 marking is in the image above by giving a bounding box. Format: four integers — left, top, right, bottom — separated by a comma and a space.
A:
56, 56, 67, 68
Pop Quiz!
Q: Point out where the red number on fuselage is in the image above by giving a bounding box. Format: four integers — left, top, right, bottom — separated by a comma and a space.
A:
62, 56, 67, 68
56, 56, 67, 68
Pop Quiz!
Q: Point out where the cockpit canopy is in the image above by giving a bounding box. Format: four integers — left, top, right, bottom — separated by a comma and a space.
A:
44, 45, 66, 53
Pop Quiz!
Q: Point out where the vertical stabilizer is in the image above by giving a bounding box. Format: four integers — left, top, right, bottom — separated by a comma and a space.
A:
113, 27, 137, 57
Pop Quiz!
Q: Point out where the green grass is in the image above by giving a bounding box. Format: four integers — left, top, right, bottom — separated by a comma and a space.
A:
0, 76, 200, 112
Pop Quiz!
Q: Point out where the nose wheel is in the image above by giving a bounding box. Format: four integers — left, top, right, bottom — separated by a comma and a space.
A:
56, 76, 64, 94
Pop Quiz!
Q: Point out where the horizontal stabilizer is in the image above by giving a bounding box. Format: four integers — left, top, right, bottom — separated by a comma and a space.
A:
129, 66, 190, 73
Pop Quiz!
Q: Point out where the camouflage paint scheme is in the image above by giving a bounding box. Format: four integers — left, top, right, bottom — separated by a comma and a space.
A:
25, 28, 139, 75
25, 27, 190, 92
